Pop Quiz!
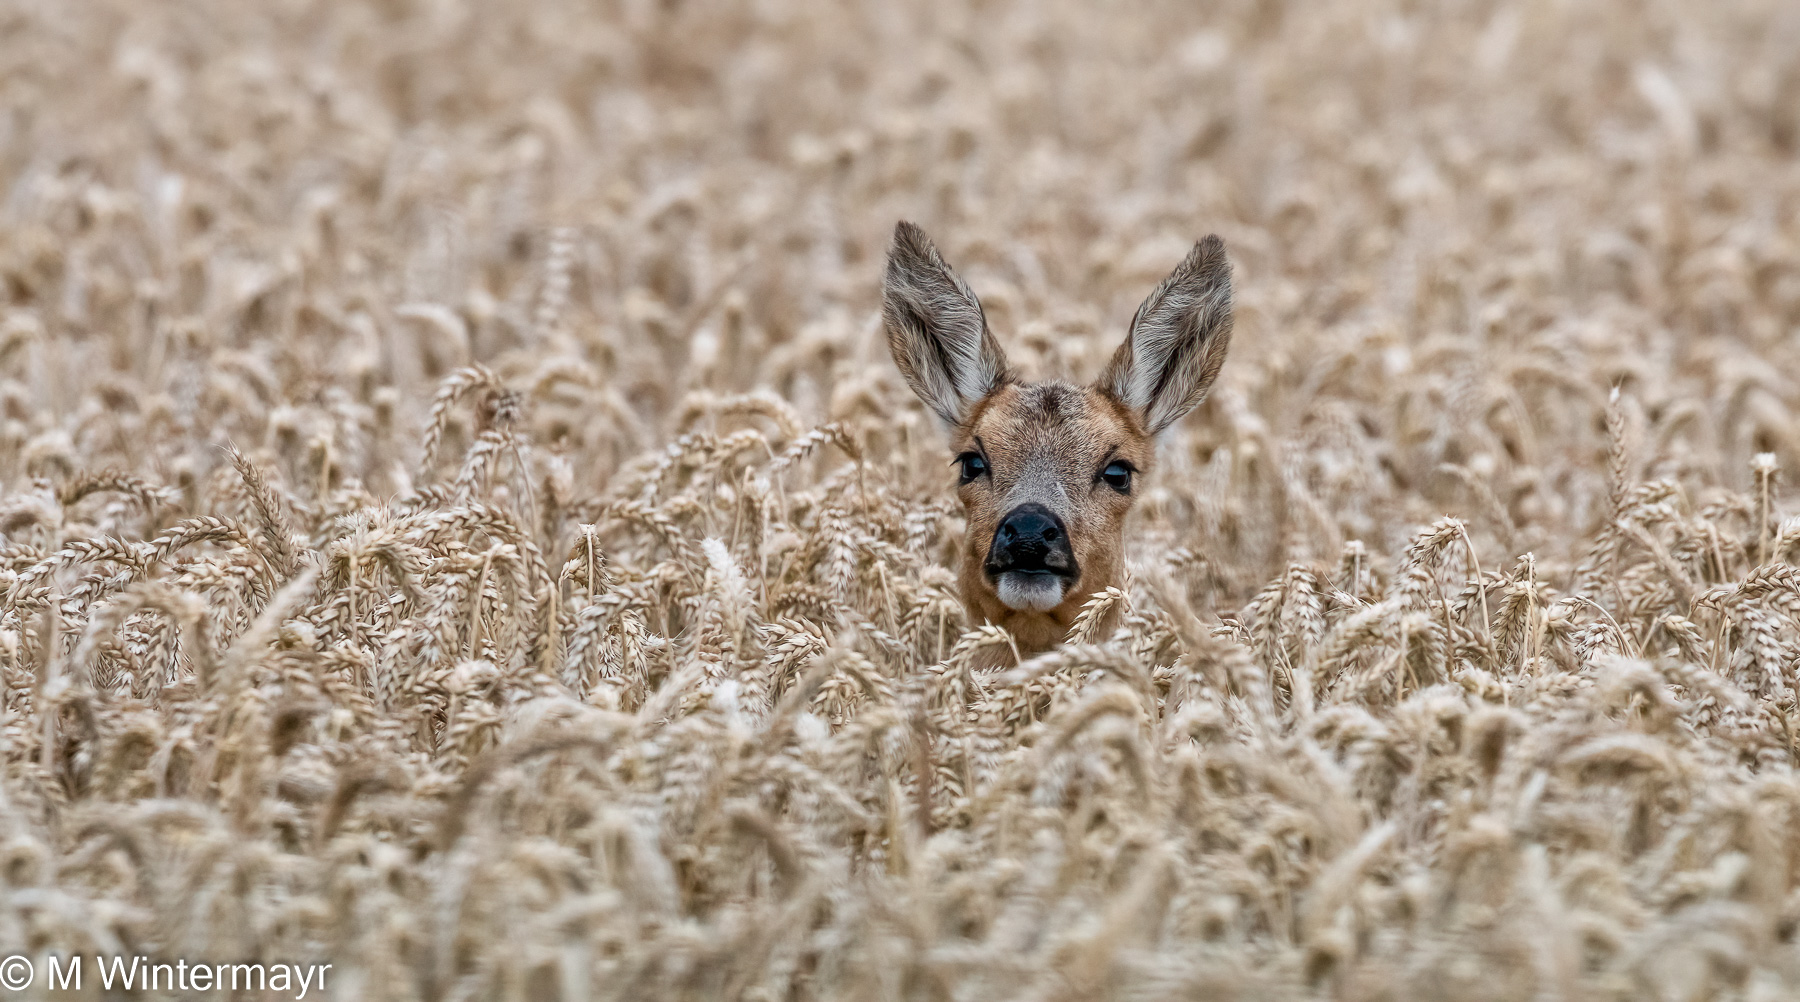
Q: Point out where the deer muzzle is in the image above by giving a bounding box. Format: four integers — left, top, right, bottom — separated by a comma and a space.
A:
984, 502, 1080, 611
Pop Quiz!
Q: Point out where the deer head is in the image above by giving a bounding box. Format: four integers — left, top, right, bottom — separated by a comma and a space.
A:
882, 221, 1233, 655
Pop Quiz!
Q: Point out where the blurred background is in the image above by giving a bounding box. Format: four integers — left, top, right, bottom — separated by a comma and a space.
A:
3, 0, 1798, 581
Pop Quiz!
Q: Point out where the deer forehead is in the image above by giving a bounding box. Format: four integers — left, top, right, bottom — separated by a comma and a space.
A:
959, 382, 1149, 504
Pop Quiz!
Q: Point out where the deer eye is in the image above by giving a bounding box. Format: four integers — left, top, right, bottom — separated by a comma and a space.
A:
955, 452, 989, 484
1099, 461, 1133, 493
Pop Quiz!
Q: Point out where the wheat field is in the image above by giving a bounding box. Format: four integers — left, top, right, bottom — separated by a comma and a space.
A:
2, 0, 1800, 998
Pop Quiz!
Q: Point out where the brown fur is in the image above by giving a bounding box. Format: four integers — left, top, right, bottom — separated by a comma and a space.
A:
949, 381, 1151, 651
882, 222, 1234, 658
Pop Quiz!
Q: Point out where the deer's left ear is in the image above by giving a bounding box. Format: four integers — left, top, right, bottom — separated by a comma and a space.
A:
882, 221, 1012, 428
1097, 235, 1234, 436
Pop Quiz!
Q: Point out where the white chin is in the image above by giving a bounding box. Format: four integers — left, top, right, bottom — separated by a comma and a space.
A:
995, 572, 1068, 612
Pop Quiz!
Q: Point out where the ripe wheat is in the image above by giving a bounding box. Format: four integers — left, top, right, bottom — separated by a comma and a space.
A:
2, 0, 1800, 999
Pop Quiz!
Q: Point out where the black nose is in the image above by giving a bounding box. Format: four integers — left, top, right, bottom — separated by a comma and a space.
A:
985, 503, 1078, 578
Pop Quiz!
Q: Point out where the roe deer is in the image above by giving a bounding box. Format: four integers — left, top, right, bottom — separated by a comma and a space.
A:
882, 221, 1233, 656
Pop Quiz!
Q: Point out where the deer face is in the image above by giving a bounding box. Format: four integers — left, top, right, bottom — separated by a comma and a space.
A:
882, 221, 1233, 654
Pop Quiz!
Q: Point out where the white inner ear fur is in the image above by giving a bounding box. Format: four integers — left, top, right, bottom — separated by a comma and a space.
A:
1101, 235, 1233, 436
882, 222, 1011, 428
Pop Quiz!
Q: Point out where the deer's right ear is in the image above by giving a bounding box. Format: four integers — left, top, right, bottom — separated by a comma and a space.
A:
1097, 234, 1233, 436
882, 221, 1011, 428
